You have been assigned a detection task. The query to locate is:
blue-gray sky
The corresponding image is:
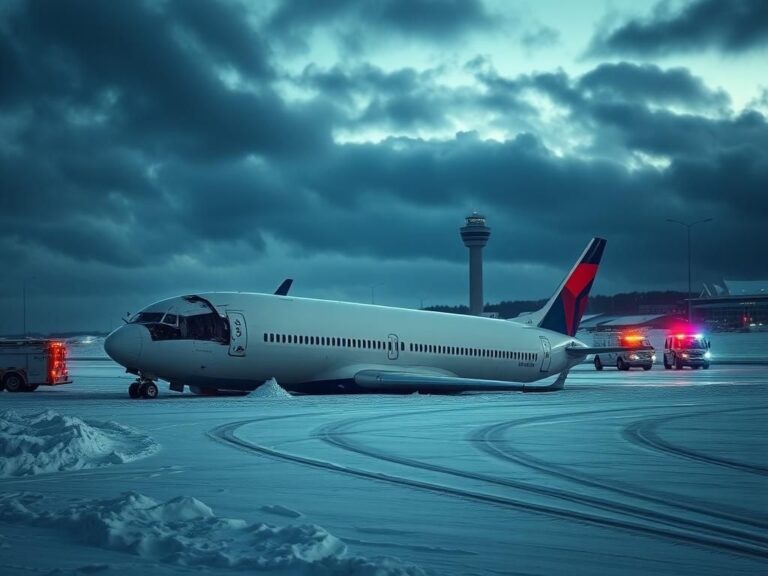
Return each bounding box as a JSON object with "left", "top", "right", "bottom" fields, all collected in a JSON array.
[{"left": 1, "top": 0, "right": 767, "bottom": 333}]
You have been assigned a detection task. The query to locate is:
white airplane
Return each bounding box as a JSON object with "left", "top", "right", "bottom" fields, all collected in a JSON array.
[{"left": 104, "top": 237, "right": 640, "bottom": 398}]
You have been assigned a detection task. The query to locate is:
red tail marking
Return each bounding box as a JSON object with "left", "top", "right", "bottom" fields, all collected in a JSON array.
[{"left": 561, "top": 263, "right": 598, "bottom": 336}]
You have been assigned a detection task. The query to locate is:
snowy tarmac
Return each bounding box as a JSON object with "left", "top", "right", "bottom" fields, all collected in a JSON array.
[{"left": 1, "top": 361, "right": 766, "bottom": 575}]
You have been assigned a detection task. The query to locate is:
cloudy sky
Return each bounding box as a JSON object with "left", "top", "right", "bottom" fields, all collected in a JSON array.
[{"left": 2, "top": 0, "right": 767, "bottom": 334}]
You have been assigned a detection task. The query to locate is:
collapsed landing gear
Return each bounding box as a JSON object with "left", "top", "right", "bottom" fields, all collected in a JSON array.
[{"left": 128, "top": 378, "right": 159, "bottom": 399}]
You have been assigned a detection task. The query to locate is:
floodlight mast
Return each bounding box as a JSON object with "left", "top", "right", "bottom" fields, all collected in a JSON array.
[{"left": 666, "top": 218, "right": 713, "bottom": 323}]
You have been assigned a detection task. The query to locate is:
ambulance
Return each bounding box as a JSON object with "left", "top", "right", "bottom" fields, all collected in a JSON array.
[
  {"left": 592, "top": 331, "right": 656, "bottom": 371},
  {"left": 663, "top": 333, "right": 711, "bottom": 370}
]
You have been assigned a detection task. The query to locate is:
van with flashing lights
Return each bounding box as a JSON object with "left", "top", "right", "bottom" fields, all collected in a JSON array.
[
  {"left": 592, "top": 331, "right": 656, "bottom": 371},
  {"left": 0, "top": 339, "right": 72, "bottom": 392},
  {"left": 663, "top": 333, "right": 711, "bottom": 370}
]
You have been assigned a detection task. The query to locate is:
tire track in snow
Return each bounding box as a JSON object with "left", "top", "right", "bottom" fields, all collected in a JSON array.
[
  {"left": 472, "top": 406, "right": 768, "bottom": 531},
  {"left": 209, "top": 412, "right": 768, "bottom": 561},
  {"left": 319, "top": 410, "right": 768, "bottom": 555},
  {"left": 622, "top": 407, "right": 768, "bottom": 476}
]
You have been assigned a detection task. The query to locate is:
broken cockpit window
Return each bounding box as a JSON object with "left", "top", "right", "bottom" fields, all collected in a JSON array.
[{"left": 129, "top": 296, "right": 230, "bottom": 343}]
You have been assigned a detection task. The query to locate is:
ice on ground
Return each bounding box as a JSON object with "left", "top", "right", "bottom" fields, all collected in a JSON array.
[
  {"left": 251, "top": 378, "right": 293, "bottom": 399},
  {"left": 0, "top": 491, "right": 425, "bottom": 575},
  {"left": 260, "top": 504, "right": 303, "bottom": 518},
  {"left": 0, "top": 410, "right": 159, "bottom": 477}
]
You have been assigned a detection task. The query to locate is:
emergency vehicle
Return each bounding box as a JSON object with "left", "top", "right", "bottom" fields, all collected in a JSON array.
[
  {"left": 663, "top": 333, "right": 711, "bottom": 369},
  {"left": 0, "top": 339, "right": 72, "bottom": 392},
  {"left": 592, "top": 331, "right": 656, "bottom": 371}
]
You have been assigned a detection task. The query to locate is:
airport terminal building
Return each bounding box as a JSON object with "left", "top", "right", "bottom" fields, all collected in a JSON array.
[{"left": 692, "top": 280, "right": 768, "bottom": 331}]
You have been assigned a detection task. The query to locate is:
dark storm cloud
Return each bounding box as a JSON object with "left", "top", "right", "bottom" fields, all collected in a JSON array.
[
  {"left": 0, "top": 0, "right": 333, "bottom": 268},
  {"left": 4, "top": 0, "right": 327, "bottom": 159},
  {"left": 169, "top": 0, "right": 271, "bottom": 78},
  {"left": 299, "top": 64, "right": 473, "bottom": 131},
  {"left": 590, "top": 0, "right": 768, "bottom": 56},
  {"left": 578, "top": 63, "right": 729, "bottom": 110},
  {"left": 269, "top": 0, "right": 493, "bottom": 43}
]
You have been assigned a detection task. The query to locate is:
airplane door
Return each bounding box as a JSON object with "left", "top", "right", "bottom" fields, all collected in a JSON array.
[
  {"left": 539, "top": 336, "right": 551, "bottom": 372},
  {"left": 387, "top": 334, "right": 399, "bottom": 360},
  {"left": 228, "top": 312, "right": 247, "bottom": 356}
]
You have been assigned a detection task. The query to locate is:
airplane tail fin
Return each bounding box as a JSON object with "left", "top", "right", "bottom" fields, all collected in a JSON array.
[{"left": 522, "top": 238, "right": 606, "bottom": 337}]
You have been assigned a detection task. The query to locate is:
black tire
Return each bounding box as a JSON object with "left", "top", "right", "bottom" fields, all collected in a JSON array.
[
  {"left": 617, "top": 358, "right": 628, "bottom": 371},
  {"left": 594, "top": 356, "right": 603, "bottom": 371},
  {"left": 663, "top": 356, "right": 671, "bottom": 369},
  {"left": 642, "top": 365, "right": 652, "bottom": 371},
  {"left": 23, "top": 383, "right": 39, "bottom": 392},
  {"left": 703, "top": 363, "right": 710, "bottom": 370},
  {"left": 141, "top": 382, "right": 158, "bottom": 399},
  {"left": 128, "top": 381, "right": 141, "bottom": 399},
  {"left": 675, "top": 357, "right": 684, "bottom": 370},
  {"left": 4, "top": 373, "right": 26, "bottom": 393}
]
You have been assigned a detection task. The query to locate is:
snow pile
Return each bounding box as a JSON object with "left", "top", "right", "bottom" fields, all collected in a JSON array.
[
  {"left": 251, "top": 378, "right": 293, "bottom": 399},
  {"left": 0, "top": 410, "right": 159, "bottom": 477},
  {"left": 0, "top": 492, "right": 426, "bottom": 575}
]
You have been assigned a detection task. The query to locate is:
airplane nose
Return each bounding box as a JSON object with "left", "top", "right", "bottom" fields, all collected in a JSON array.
[{"left": 104, "top": 324, "right": 144, "bottom": 368}]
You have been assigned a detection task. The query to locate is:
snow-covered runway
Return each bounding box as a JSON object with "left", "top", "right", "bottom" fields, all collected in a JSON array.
[{"left": 1, "top": 361, "right": 766, "bottom": 575}]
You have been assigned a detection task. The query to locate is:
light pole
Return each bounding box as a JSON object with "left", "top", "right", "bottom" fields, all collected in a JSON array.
[
  {"left": 370, "top": 284, "right": 381, "bottom": 305},
  {"left": 22, "top": 279, "right": 26, "bottom": 337},
  {"left": 666, "top": 218, "right": 713, "bottom": 323}
]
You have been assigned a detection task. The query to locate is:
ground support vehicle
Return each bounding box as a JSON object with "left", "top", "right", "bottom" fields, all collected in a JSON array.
[
  {"left": 592, "top": 331, "right": 655, "bottom": 371},
  {"left": 0, "top": 339, "right": 72, "bottom": 392},
  {"left": 663, "top": 334, "right": 711, "bottom": 370}
]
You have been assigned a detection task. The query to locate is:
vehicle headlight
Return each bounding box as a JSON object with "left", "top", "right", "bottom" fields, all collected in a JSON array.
[
  {"left": 681, "top": 353, "right": 689, "bottom": 359},
  {"left": 704, "top": 351, "right": 711, "bottom": 359},
  {"left": 652, "top": 354, "right": 657, "bottom": 362},
  {"left": 629, "top": 354, "right": 638, "bottom": 360}
]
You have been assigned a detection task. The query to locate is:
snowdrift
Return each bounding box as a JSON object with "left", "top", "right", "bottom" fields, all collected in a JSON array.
[
  {"left": 0, "top": 491, "right": 426, "bottom": 575},
  {"left": 251, "top": 378, "right": 293, "bottom": 399},
  {"left": 0, "top": 410, "right": 159, "bottom": 477}
]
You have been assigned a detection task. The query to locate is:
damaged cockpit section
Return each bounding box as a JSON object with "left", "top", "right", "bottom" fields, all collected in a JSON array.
[{"left": 129, "top": 295, "right": 229, "bottom": 344}]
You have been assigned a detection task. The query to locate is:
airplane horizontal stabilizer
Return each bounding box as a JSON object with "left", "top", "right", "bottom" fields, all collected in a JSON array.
[{"left": 565, "top": 345, "right": 654, "bottom": 357}]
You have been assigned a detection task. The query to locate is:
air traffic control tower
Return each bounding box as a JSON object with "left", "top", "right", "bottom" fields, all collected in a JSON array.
[{"left": 460, "top": 213, "right": 491, "bottom": 316}]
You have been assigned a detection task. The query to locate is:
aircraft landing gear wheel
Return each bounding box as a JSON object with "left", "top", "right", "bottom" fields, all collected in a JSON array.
[
  {"left": 140, "top": 381, "right": 158, "bottom": 399},
  {"left": 128, "top": 381, "right": 141, "bottom": 399},
  {"left": 594, "top": 356, "right": 603, "bottom": 371}
]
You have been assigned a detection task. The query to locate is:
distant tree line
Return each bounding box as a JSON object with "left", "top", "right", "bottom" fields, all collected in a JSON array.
[{"left": 425, "top": 291, "right": 687, "bottom": 319}]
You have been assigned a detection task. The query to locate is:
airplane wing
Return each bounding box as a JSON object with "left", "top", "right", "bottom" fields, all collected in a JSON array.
[
  {"left": 354, "top": 369, "right": 567, "bottom": 393},
  {"left": 565, "top": 345, "right": 654, "bottom": 357}
]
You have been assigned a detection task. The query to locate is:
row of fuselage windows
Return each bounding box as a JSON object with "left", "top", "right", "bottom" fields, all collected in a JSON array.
[{"left": 263, "top": 332, "right": 538, "bottom": 362}]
